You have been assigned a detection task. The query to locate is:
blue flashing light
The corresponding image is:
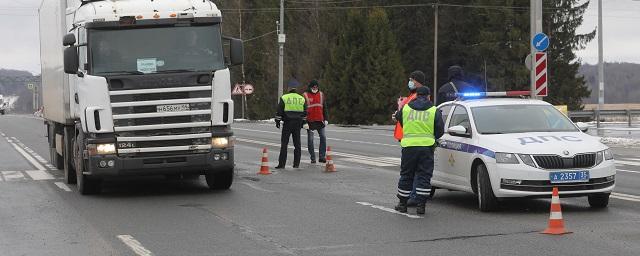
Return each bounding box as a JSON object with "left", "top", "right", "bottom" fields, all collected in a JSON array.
[{"left": 460, "top": 92, "right": 484, "bottom": 98}]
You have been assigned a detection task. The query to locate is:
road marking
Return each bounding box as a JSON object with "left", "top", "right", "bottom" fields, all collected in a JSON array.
[
  {"left": 611, "top": 193, "right": 640, "bottom": 202},
  {"left": 236, "top": 137, "right": 401, "bottom": 167},
  {"left": 54, "top": 182, "right": 72, "bottom": 192},
  {"left": 342, "top": 157, "right": 395, "bottom": 167},
  {"left": 1, "top": 136, "right": 47, "bottom": 171},
  {"left": 617, "top": 169, "right": 640, "bottom": 174},
  {"left": 1, "top": 171, "right": 26, "bottom": 181},
  {"left": 356, "top": 202, "right": 423, "bottom": 219},
  {"left": 117, "top": 235, "right": 154, "bottom": 256},
  {"left": 25, "top": 170, "right": 55, "bottom": 180},
  {"left": 239, "top": 181, "right": 275, "bottom": 193},
  {"left": 234, "top": 127, "right": 399, "bottom": 148},
  {"left": 615, "top": 160, "right": 640, "bottom": 167}
]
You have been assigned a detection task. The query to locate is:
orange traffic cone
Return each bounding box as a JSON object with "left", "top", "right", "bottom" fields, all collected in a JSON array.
[
  {"left": 325, "top": 146, "right": 336, "bottom": 172},
  {"left": 258, "top": 147, "right": 271, "bottom": 175},
  {"left": 541, "top": 187, "right": 571, "bottom": 235}
]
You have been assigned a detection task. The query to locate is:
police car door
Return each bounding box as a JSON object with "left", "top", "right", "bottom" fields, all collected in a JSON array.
[
  {"left": 434, "top": 103, "right": 454, "bottom": 185},
  {"left": 441, "top": 105, "right": 474, "bottom": 190}
]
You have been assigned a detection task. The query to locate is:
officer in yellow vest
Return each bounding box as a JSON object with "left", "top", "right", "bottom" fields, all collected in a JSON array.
[
  {"left": 393, "top": 86, "right": 444, "bottom": 214},
  {"left": 275, "top": 84, "right": 307, "bottom": 169}
]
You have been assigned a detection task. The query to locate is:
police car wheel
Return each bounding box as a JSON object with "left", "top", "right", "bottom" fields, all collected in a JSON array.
[
  {"left": 588, "top": 193, "right": 610, "bottom": 209},
  {"left": 476, "top": 164, "right": 498, "bottom": 212}
]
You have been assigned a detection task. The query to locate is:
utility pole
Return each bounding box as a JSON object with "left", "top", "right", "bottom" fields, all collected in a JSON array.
[
  {"left": 239, "top": 8, "right": 246, "bottom": 119},
  {"left": 530, "top": 0, "right": 542, "bottom": 99},
  {"left": 596, "top": 0, "right": 604, "bottom": 132},
  {"left": 277, "top": 0, "right": 285, "bottom": 101},
  {"left": 433, "top": 2, "right": 438, "bottom": 104}
]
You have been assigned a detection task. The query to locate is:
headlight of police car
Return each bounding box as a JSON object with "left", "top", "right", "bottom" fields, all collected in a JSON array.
[
  {"left": 211, "top": 137, "right": 231, "bottom": 149},
  {"left": 518, "top": 154, "right": 536, "bottom": 168},
  {"left": 495, "top": 152, "right": 519, "bottom": 164},
  {"left": 604, "top": 149, "right": 614, "bottom": 160}
]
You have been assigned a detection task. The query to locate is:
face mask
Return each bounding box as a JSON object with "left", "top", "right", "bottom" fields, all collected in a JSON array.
[
  {"left": 407, "top": 80, "right": 416, "bottom": 90},
  {"left": 311, "top": 88, "right": 319, "bottom": 93}
]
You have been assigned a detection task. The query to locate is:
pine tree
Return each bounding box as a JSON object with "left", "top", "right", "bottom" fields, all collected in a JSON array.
[
  {"left": 323, "top": 9, "right": 405, "bottom": 125},
  {"left": 543, "top": 0, "right": 595, "bottom": 110}
]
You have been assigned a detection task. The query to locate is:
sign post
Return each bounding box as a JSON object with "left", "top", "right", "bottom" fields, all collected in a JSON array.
[
  {"left": 534, "top": 52, "right": 548, "bottom": 97},
  {"left": 530, "top": 0, "right": 543, "bottom": 99}
]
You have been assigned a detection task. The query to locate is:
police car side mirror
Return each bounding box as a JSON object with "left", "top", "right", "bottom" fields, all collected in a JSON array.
[
  {"left": 575, "top": 122, "right": 589, "bottom": 133},
  {"left": 448, "top": 125, "right": 468, "bottom": 136}
]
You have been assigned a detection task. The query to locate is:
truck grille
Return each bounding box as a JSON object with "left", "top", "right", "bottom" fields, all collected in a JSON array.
[
  {"left": 533, "top": 153, "right": 596, "bottom": 169},
  {"left": 109, "top": 84, "right": 212, "bottom": 156}
]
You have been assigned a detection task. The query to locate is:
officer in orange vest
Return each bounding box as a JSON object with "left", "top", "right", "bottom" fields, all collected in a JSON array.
[
  {"left": 393, "top": 71, "right": 426, "bottom": 141},
  {"left": 302, "top": 80, "right": 329, "bottom": 164}
]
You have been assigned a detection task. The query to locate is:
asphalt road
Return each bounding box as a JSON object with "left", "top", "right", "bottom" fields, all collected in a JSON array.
[{"left": 1, "top": 115, "right": 639, "bottom": 256}]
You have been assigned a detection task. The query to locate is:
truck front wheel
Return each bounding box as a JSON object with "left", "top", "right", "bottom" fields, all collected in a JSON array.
[
  {"left": 205, "top": 168, "right": 233, "bottom": 190},
  {"left": 73, "top": 131, "right": 102, "bottom": 195}
]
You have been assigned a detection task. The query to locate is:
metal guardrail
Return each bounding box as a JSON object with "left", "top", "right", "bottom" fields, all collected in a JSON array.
[{"left": 568, "top": 109, "right": 640, "bottom": 127}]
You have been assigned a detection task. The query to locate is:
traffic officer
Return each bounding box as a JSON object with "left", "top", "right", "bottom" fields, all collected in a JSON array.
[
  {"left": 275, "top": 83, "right": 307, "bottom": 169},
  {"left": 394, "top": 86, "right": 444, "bottom": 214},
  {"left": 437, "top": 65, "right": 475, "bottom": 105}
]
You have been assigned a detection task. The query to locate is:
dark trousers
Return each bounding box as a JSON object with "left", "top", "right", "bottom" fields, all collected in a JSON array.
[
  {"left": 278, "top": 119, "right": 302, "bottom": 167},
  {"left": 397, "top": 146, "right": 435, "bottom": 204}
]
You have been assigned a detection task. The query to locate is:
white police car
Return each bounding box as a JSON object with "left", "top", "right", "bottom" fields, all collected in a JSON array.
[{"left": 431, "top": 93, "right": 616, "bottom": 211}]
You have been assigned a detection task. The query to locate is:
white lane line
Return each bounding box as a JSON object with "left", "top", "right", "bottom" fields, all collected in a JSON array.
[
  {"left": 617, "top": 169, "right": 640, "bottom": 174},
  {"left": 611, "top": 194, "right": 640, "bottom": 203},
  {"left": 342, "top": 157, "right": 395, "bottom": 167},
  {"left": 236, "top": 137, "right": 401, "bottom": 166},
  {"left": 356, "top": 202, "right": 423, "bottom": 219},
  {"left": 234, "top": 127, "right": 400, "bottom": 148},
  {"left": 3, "top": 137, "right": 46, "bottom": 171},
  {"left": 117, "top": 235, "right": 154, "bottom": 256},
  {"left": 239, "top": 182, "right": 275, "bottom": 193},
  {"left": 25, "top": 170, "right": 55, "bottom": 180},
  {"left": 2, "top": 171, "right": 26, "bottom": 181},
  {"left": 54, "top": 182, "right": 72, "bottom": 192},
  {"left": 615, "top": 160, "right": 640, "bottom": 167},
  {"left": 612, "top": 192, "right": 640, "bottom": 200}
]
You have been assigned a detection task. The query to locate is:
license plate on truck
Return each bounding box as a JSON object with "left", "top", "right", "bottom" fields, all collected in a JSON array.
[
  {"left": 549, "top": 171, "right": 589, "bottom": 183},
  {"left": 157, "top": 104, "right": 190, "bottom": 112}
]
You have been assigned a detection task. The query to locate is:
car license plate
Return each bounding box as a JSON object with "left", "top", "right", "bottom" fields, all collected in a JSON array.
[
  {"left": 549, "top": 171, "right": 589, "bottom": 183},
  {"left": 156, "top": 104, "right": 190, "bottom": 113}
]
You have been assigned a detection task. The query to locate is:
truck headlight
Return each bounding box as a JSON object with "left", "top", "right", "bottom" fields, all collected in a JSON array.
[
  {"left": 212, "top": 137, "right": 231, "bottom": 149},
  {"left": 88, "top": 143, "right": 116, "bottom": 155},
  {"left": 495, "top": 153, "right": 519, "bottom": 164}
]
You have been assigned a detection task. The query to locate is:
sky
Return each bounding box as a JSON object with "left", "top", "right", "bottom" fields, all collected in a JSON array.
[{"left": 0, "top": 0, "right": 639, "bottom": 75}]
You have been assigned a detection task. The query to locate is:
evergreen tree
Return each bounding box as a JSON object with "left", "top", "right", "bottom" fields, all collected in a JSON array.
[
  {"left": 323, "top": 9, "right": 405, "bottom": 125},
  {"left": 543, "top": 0, "right": 595, "bottom": 110}
]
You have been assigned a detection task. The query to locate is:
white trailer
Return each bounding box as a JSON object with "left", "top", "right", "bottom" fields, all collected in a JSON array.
[{"left": 39, "top": 0, "right": 243, "bottom": 194}]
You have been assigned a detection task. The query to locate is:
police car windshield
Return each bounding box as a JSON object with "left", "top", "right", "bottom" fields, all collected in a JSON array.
[{"left": 471, "top": 105, "right": 578, "bottom": 134}]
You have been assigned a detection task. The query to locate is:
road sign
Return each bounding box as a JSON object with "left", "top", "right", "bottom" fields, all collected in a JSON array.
[
  {"left": 232, "top": 84, "right": 243, "bottom": 95},
  {"left": 243, "top": 84, "right": 254, "bottom": 95},
  {"left": 535, "top": 52, "right": 548, "bottom": 97},
  {"left": 27, "top": 83, "right": 34, "bottom": 90},
  {"left": 532, "top": 32, "right": 549, "bottom": 52}
]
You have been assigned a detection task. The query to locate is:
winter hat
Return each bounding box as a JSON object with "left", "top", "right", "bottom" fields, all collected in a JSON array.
[
  {"left": 410, "top": 70, "right": 426, "bottom": 85},
  {"left": 308, "top": 80, "right": 319, "bottom": 88}
]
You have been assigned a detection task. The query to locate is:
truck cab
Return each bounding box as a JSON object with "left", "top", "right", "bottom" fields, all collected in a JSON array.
[{"left": 40, "top": 0, "right": 243, "bottom": 194}]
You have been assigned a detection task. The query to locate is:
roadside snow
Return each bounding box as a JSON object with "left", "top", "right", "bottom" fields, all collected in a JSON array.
[{"left": 600, "top": 137, "right": 640, "bottom": 147}]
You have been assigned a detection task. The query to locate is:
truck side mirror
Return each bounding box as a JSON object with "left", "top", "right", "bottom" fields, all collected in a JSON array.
[
  {"left": 63, "top": 33, "right": 76, "bottom": 46},
  {"left": 64, "top": 46, "right": 79, "bottom": 74},
  {"left": 229, "top": 37, "right": 244, "bottom": 66}
]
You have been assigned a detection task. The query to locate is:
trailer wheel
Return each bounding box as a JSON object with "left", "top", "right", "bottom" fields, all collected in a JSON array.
[{"left": 205, "top": 168, "right": 233, "bottom": 190}]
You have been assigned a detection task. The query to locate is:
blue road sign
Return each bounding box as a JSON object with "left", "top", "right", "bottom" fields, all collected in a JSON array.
[{"left": 532, "top": 33, "right": 549, "bottom": 52}]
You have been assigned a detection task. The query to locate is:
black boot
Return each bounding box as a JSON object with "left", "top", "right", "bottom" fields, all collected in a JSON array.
[
  {"left": 395, "top": 198, "right": 408, "bottom": 213},
  {"left": 416, "top": 203, "right": 426, "bottom": 215}
]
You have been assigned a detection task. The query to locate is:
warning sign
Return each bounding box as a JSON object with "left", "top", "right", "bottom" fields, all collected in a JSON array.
[
  {"left": 232, "top": 84, "right": 244, "bottom": 95},
  {"left": 232, "top": 83, "right": 254, "bottom": 95}
]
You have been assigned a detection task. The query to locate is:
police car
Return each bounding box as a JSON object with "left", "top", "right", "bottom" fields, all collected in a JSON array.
[{"left": 431, "top": 92, "right": 616, "bottom": 211}]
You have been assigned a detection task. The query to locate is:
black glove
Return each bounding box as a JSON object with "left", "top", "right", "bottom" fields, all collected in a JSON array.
[{"left": 276, "top": 121, "right": 281, "bottom": 129}]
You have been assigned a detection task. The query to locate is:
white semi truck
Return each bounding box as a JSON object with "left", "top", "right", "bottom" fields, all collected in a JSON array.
[{"left": 39, "top": 0, "right": 243, "bottom": 194}]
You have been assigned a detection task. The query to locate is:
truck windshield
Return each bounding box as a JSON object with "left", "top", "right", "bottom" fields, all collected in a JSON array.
[
  {"left": 89, "top": 24, "right": 225, "bottom": 75},
  {"left": 471, "top": 105, "right": 578, "bottom": 134}
]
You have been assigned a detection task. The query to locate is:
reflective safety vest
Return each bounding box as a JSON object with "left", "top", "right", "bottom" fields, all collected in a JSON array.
[
  {"left": 282, "top": 93, "right": 305, "bottom": 112},
  {"left": 401, "top": 104, "right": 436, "bottom": 147},
  {"left": 303, "top": 91, "right": 324, "bottom": 122}
]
